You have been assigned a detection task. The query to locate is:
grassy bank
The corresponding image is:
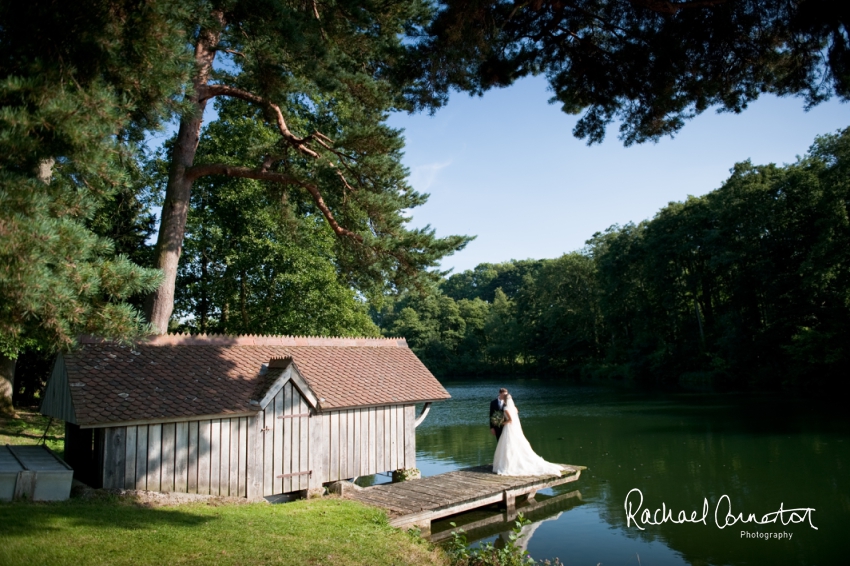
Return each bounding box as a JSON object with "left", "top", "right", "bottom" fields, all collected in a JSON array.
[
  {"left": 0, "top": 407, "right": 64, "bottom": 457},
  {"left": 0, "top": 495, "right": 448, "bottom": 566}
]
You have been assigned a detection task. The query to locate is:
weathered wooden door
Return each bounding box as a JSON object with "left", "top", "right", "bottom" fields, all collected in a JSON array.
[{"left": 261, "top": 381, "right": 311, "bottom": 495}]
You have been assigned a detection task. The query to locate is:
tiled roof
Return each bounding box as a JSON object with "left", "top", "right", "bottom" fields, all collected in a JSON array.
[
  {"left": 250, "top": 357, "right": 292, "bottom": 402},
  {"left": 62, "top": 334, "right": 450, "bottom": 427}
]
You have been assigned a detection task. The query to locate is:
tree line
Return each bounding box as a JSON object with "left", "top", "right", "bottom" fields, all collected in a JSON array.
[{"left": 378, "top": 129, "right": 850, "bottom": 389}]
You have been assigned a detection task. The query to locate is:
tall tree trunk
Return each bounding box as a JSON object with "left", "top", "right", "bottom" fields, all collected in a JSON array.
[
  {"left": 0, "top": 354, "right": 16, "bottom": 414},
  {"left": 145, "top": 15, "right": 223, "bottom": 334}
]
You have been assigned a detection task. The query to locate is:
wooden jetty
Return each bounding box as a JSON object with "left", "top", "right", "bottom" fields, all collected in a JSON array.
[
  {"left": 347, "top": 464, "right": 585, "bottom": 536},
  {"left": 429, "top": 488, "right": 582, "bottom": 543}
]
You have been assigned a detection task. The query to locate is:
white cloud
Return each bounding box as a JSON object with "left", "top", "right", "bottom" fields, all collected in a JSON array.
[{"left": 409, "top": 160, "right": 452, "bottom": 191}]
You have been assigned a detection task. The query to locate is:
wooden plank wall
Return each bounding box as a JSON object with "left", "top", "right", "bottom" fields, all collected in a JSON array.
[
  {"left": 102, "top": 416, "right": 251, "bottom": 496},
  {"left": 319, "top": 404, "right": 415, "bottom": 483},
  {"left": 99, "top": 402, "right": 417, "bottom": 496}
]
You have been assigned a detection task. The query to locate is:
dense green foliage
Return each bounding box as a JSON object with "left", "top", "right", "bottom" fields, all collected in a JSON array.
[
  {"left": 415, "top": 0, "right": 850, "bottom": 145},
  {"left": 379, "top": 129, "right": 850, "bottom": 390},
  {"left": 377, "top": 263, "right": 540, "bottom": 376},
  {"left": 0, "top": 1, "right": 189, "bottom": 357},
  {"left": 171, "top": 101, "right": 379, "bottom": 337}
]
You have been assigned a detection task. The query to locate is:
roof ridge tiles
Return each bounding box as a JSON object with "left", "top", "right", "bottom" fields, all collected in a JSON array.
[{"left": 77, "top": 333, "right": 409, "bottom": 348}]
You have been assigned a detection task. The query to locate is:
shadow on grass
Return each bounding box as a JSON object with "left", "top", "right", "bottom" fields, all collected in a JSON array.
[
  {"left": 0, "top": 497, "right": 212, "bottom": 537},
  {"left": 0, "top": 408, "right": 63, "bottom": 443}
]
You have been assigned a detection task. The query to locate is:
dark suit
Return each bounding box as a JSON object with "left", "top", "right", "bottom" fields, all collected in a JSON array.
[{"left": 490, "top": 398, "right": 505, "bottom": 440}]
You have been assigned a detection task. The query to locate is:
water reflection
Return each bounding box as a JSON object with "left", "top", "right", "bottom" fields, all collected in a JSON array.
[
  {"left": 429, "top": 487, "right": 583, "bottom": 543},
  {"left": 414, "top": 380, "right": 849, "bottom": 565}
]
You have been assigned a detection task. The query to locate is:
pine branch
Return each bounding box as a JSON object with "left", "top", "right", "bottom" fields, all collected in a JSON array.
[
  {"left": 198, "top": 84, "right": 358, "bottom": 193},
  {"left": 184, "top": 163, "right": 364, "bottom": 242}
]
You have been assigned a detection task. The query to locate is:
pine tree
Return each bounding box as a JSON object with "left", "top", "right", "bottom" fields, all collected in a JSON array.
[
  {"left": 144, "top": 2, "right": 472, "bottom": 333},
  {"left": 0, "top": 1, "right": 190, "bottom": 409},
  {"left": 171, "top": 101, "right": 381, "bottom": 337},
  {"left": 413, "top": 0, "right": 850, "bottom": 144}
]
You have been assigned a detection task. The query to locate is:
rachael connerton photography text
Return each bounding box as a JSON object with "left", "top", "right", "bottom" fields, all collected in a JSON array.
[{"left": 624, "top": 488, "right": 818, "bottom": 531}]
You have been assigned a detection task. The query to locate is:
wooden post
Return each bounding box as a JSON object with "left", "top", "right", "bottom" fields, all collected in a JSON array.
[
  {"left": 389, "top": 406, "right": 397, "bottom": 471},
  {"left": 263, "top": 405, "right": 274, "bottom": 496},
  {"left": 209, "top": 420, "right": 221, "bottom": 495},
  {"left": 368, "top": 407, "right": 376, "bottom": 475},
  {"left": 282, "top": 386, "right": 292, "bottom": 493},
  {"left": 359, "top": 408, "right": 368, "bottom": 476},
  {"left": 219, "top": 419, "right": 230, "bottom": 496},
  {"left": 146, "top": 424, "right": 162, "bottom": 492},
  {"left": 188, "top": 421, "right": 199, "bottom": 494},
  {"left": 321, "top": 413, "right": 331, "bottom": 483},
  {"left": 504, "top": 490, "right": 516, "bottom": 520},
  {"left": 234, "top": 417, "right": 243, "bottom": 497},
  {"left": 353, "top": 408, "right": 361, "bottom": 478},
  {"left": 161, "top": 423, "right": 176, "bottom": 492},
  {"left": 307, "top": 409, "right": 324, "bottom": 497},
  {"left": 375, "top": 407, "right": 384, "bottom": 474},
  {"left": 332, "top": 411, "right": 342, "bottom": 480},
  {"left": 291, "top": 396, "right": 302, "bottom": 491},
  {"left": 246, "top": 414, "right": 263, "bottom": 499},
  {"left": 124, "top": 426, "right": 137, "bottom": 490},
  {"left": 403, "top": 405, "right": 415, "bottom": 470},
  {"left": 229, "top": 418, "right": 239, "bottom": 496},
  {"left": 175, "top": 422, "right": 189, "bottom": 492},
  {"left": 299, "top": 399, "right": 308, "bottom": 489},
  {"left": 135, "top": 425, "right": 148, "bottom": 490},
  {"left": 198, "top": 420, "right": 211, "bottom": 495},
  {"left": 273, "top": 393, "right": 283, "bottom": 494}
]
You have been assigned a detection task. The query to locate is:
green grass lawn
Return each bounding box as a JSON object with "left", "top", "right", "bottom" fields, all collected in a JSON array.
[
  {"left": 0, "top": 409, "right": 447, "bottom": 566},
  {"left": 0, "top": 407, "right": 64, "bottom": 458},
  {"left": 0, "top": 496, "right": 448, "bottom": 566}
]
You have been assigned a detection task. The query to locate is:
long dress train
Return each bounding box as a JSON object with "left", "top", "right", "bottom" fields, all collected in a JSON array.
[{"left": 492, "top": 398, "right": 563, "bottom": 476}]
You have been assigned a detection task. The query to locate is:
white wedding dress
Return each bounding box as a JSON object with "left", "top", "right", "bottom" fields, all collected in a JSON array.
[{"left": 493, "top": 398, "right": 563, "bottom": 477}]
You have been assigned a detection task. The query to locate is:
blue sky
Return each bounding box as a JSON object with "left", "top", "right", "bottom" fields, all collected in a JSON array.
[
  {"left": 147, "top": 74, "right": 850, "bottom": 276},
  {"left": 388, "top": 76, "right": 850, "bottom": 274}
]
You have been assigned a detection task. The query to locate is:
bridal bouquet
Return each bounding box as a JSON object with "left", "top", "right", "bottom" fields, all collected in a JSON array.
[{"left": 490, "top": 410, "right": 506, "bottom": 427}]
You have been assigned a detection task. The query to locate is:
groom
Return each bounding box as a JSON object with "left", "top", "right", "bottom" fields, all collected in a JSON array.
[{"left": 489, "top": 388, "right": 509, "bottom": 440}]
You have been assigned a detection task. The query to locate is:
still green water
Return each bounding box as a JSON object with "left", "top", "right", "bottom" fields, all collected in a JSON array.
[{"left": 409, "top": 380, "right": 848, "bottom": 565}]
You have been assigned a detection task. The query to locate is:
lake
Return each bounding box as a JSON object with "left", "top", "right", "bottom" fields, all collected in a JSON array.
[{"left": 383, "top": 380, "right": 848, "bottom": 565}]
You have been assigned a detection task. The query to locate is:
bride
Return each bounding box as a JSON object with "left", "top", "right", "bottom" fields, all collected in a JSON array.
[{"left": 493, "top": 394, "right": 563, "bottom": 476}]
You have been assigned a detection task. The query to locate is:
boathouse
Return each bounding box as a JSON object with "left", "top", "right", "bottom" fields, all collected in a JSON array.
[{"left": 40, "top": 334, "right": 449, "bottom": 498}]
